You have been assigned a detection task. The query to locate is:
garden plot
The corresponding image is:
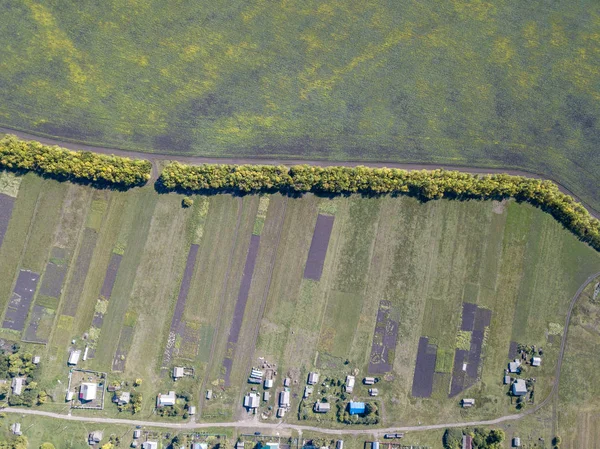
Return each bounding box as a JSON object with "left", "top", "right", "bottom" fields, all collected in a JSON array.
[
  {"left": 2, "top": 270, "right": 40, "bottom": 331},
  {"left": 0, "top": 194, "right": 15, "bottom": 249},
  {"left": 449, "top": 303, "right": 492, "bottom": 397},
  {"left": 162, "top": 244, "right": 200, "bottom": 369},
  {"left": 303, "top": 214, "right": 334, "bottom": 281},
  {"left": 112, "top": 324, "right": 134, "bottom": 372},
  {"left": 22, "top": 305, "right": 54, "bottom": 344},
  {"left": 61, "top": 228, "right": 98, "bottom": 316},
  {"left": 368, "top": 300, "right": 399, "bottom": 374},
  {"left": 411, "top": 337, "right": 438, "bottom": 398},
  {"left": 222, "top": 234, "right": 261, "bottom": 386}
]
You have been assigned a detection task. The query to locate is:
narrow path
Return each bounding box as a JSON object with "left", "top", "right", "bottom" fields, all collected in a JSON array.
[
  {"left": 4, "top": 272, "right": 599, "bottom": 435},
  {"left": 1, "top": 126, "right": 597, "bottom": 220}
]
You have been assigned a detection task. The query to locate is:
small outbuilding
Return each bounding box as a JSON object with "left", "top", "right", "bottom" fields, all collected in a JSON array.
[
  {"left": 283, "top": 377, "right": 291, "bottom": 387},
  {"left": 532, "top": 357, "right": 541, "bottom": 367},
  {"left": 10, "top": 423, "right": 21, "bottom": 436},
  {"left": 133, "top": 430, "right": 141, "bottom": 439},
  {"left": 508, "top": 359, "right": 521, "bottom": 373},
  {"left": 114, "top": 391, "right": 130, "bottom": 405},
  {"left": 264, "top": 378, "right": 274, "bottom": 389},
  {"left": 188, "top": 405, "right": 196, "bottom": 415},
  {"left": 173, "top": 366, "right": 184, "bottom": 380},
  {"left": 263, "top": 391, "right": 270, "bottom": 401},
  {"left": 279, "top": 390, "right": 290, "bottom": 408},
  {"left": 206, "top": 390, "right": 212, "bottom": 400},
  {"left": 142, "top": 442, "right": 158, "bottom": 449},
  {"left": 89, "top": 431, "right": 103, "bottom": 445},
  {"left": 512, "top": 437, "right": 521, "bottom": 447},
  {"left": 303, "top": 385, "right": 313, "bottom": 399},
  {"left": 504, "top": 375, "right": 511, "bottom": 385},
  {"left": 336, "top": 441, "right": 344, "bottom": 449},
  {"left": 307, "top": 372, "right": 319, "bottom": 385},
  {"left": 363, "top": 377, "right": 375, "bottom": 385},
  {"left": 345, "top": 375, "right": 355, "bottom": 393},
  {"left": 368, "top": 388, "right": 378, "bottom": 396},
  {"left": 276, "top": 407, "right": 286, "bottom": 418},
  {"left": 68, "top": 350, "right": 81, "bottom": 366},
  {"left": 461, "top": 398, "right": 475, "bottom": 407},
  {"left": 32, "top": 356, "right": 40, "bottom": 364}
]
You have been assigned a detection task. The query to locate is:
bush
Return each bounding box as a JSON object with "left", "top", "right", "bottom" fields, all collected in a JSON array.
[
  {"left": 182, "top": 197, "right": 194, "bottom": 208},
  {"left": 157, "top": 163, "right": 600, "bottom": 252},
  {"left": 0, "top": 135, "right": 151, "bottom": 188}
]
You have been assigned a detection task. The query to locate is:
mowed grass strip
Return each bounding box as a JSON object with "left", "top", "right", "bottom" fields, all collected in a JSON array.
[{"left": 318, "top": 290, "right": 363, "bottom": 358}]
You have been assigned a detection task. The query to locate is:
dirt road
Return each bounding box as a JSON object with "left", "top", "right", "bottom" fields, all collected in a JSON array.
[
  {"left": 1, "top": 126, "right": 597, "bottom": 219},
  {"left": 4, "top": 272, "right": 598, "bottom": 435}
]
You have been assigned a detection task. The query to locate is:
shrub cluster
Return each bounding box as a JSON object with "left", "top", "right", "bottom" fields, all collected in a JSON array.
[
  {"left": 0, "top": 135, "right": 151, "bottom": 188},
  {"left": 159, "top": 162, "right": 600, "bottom": 251}
]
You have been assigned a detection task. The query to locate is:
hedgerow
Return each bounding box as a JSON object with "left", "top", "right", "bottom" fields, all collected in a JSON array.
[
  {"left": 0, "top": 135, "right": 151, "bottom": 188},
  {"left": 159, "top": 162, "right": 600, "bottom": 251}
]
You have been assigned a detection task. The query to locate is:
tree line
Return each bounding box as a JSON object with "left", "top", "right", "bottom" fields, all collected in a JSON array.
[
  {"left": 0, "top": 135, "right": 151, "bottom": 188},
  {"left": 158, "top": 162, "right": 600, "bottom": 251}
]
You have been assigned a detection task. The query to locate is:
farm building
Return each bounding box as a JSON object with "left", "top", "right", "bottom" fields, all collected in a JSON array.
[
  {"left": 345, "top": 375, "right": 355, "bottom": 393},
  {"left": 314, "top": 402, "right": 331, "bottom": 413},
  {"left": 173, "top": 366, "right": 184, "bottom": 379},
  {"left": 157, "top": 390, "right": 176, "bottom": 407},
  {"left": 283, "top": 377, "right": 291, "bottom": 387},
  {"left": 89, "top": 431, "right": 103, "bottom": 445},
  {"left": 263, "top": 391, "right": 270, "bottom": 401},
  {"left": 368, "top": 388, "right": 378, "bottom": 396},
  {"left": 303, "top": 385, "right": 313, "bottom": 398},
  {"left": 349, "top": 401, "right": 366, "bottom": 415},
  {"left": 10, "top": 423, "right": 21, "bottom": 436},
  {"left": 188, "top": 405, "right": 196, "bottom": 415},
  {"left": 504, "top": 375, "right": 511, "bottom": 385},
  {"left": 11, "top": 377, "right": 24, "bottom": 395},
  {"left": 462, "top": 435, "right": 473, "bottom": 449},
  {"left": 80, "top": 382, "right": 98, "bottom": 401},
  {"left": 276, "top": 407, "right": 286, "bottom": 418},
  {"left": 336, "top": 441, "right": 343, "bottom": 449},
  {"left": 113, "top": 391, "right": 130, "bottom": 405},
  {"left": 512, "top": 379, "right": 527, "bottom": 396},
  {"left": 250, "top": 369, "right": 263, "bottom": 379},
  {"left": 66, "top": 390, "right": 74, "bottom": 401},
  {"left": 508, "top": 360, "right": 521, "bottom": 373},
  {"left": 279, "top": 390, "right": 290, "bottom": 407},
  {"left": 461, "top": 398, "right": 475, "bottom": 407},
  {"left": 512, "top": 437, "right": 521, "bottom": 447},
  {"left": 244, "top": 392, "right": 259, "bottom": 409},
  {"left": 307, "top": 372, "right": 319, "bottom": 385},
  {"left": 363, "top": 377, "right": 375, "bottom": 385},
  {"left": 68, "top": 350, "right": 81, "bottom": 365},
  {"left": 133, "top": 430, "right": 141, "bottom": 439},
  {"left": 206, "top": 390, "right": 212, "bottom": 400},
  {"left": 142, "top": 442, "right": 158, "bottom": 449},
  {"left": 264, "top": 378, "right": 274, "bottom": 389},
  {"left": 532, "top": 357, "right": 542, "bottom": 367}
]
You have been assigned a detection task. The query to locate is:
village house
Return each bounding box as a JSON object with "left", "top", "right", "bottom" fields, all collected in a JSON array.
[
  {"left": 314, "top": 401, "right": 331, "bottom": 413},
  {"left": 68, "top": 350, "right": 81, "bottom": 366},
  {"left": 80, "top": 382, "right": 97, "bottom": 402},
  {"left": 88, "top": 431, "right": 103, "bottom": 445},
  {"left": 11, "top": 377, "right": 24, "bottom": 396},
  {"left": 345, "top": 375, "right": 355, "bottom": 393},
  {"left": 113, "top": 391, "right": 130, "bottom": 406},
  {"left": 10, "top": 423, "right": 21, "bottom": 436},
  {"left": 173, "top": 366, "right": 184, "bottom": 380},
  {"left": 349, "top": 401, "right": 366, "bottom": 415},
  {"left": 512, "top": 379, "right": 527, "bottom": 396},
  {"left": 531, "top": 357, "right": 541, "bottom": 367},
  {"left": 156, "top": 390, "right": 176, "bottom": 407},
  {"left": 307, "top": 372, "right": 319, "bottom": 385},
  {"left": 508, "top": 359, "right": 521, "bottom": 373},
  {"left": 279, "top": 390, "right": 290, "bottom": 408},
  {"left": 276, "top": 407, "right": 286, "bottom": 418},
  {"left": 243, "top": 392, "right": 259, "bottom": 409}
]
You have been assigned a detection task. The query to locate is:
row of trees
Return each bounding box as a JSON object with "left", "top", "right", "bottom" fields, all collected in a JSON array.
[
  {"left": 159, "top": 162, "right": 600, "bottom": 251},
  {"left": 0, "top": 135, "right": 151, "bottom": 188}
]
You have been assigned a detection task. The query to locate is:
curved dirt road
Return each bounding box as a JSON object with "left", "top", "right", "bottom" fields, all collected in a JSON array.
[
  {"left": 1, "top": 126, "right": 598, "bottom": 219},
  {"left": 4, "top": 272, "right": 599, "bottom": 435}
]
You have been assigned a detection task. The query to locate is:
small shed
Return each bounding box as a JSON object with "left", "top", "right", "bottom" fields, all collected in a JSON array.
[
  {"left": 263, "top": 391, "right": 270, "bottom": 401},
  {"left": 66, "top": 390, "right": 74, "bottom": 401},
  {"left": 461, "top": 398, "right": 475, "bottom": 407},
  {"left": 345, "top": 375, "right": 355, "bottom": 393},
  {"left": 303, "top": 385, "right": 313, "bottom": 399},
  {"left": 236, "top": 442, "right": 244, "bottom": 449},
  {"left": 508, "top": 360, "right": 521, "bottom": 373},
  {"left": 68, "top": 350, "right": 81, "bottom": 366},
  {"left": 89, "top": 431, "right": 103, "bottom": 445},
  {"left": 206, "top": 390, "right": 212, "bottom": 400},
  {"left": 264, "top": 378, "right": 274, "bottom": 389},
  {"left": 32, "top": 356, "right": 40, "bottom": 364},
  {"left": 504, "top": 375, "right": 511, "bottom": 385},
  {"left": 307, "top": 372, "right": 320, "bottom": 385},
  {"left": 188, "top": 405, "right": 196, "bottom": 415},
  {"left": 133, "top": 430, "right": 141, "bottom": 439},
  {"left": 336, "top": 441, "right": 344, "bottom": 449},
  {"left": 114, "top": 391, "right": 130, "bottom": 405},
  {"left": 279, "top": 390, "right": 290, "bottom": 407},
  {"left": 142, "top": 442, "right": 158, "bottom": 449},
  {"left": 349, "top": 401, "right": 366, "bottom": 415},
  {"left": 276, "top": 407, "right": 286, "bottom": 418},
  {"left": 173, "top": 366, "right": 185, "bottom": 379},
  {"left": 10, "top": 423, "right": 21, "bottom": 436},
  {"left": 363, "top": 377, "right": 375, "bottom": 385},
  {"left": 368, "top": 388, "right": 379, "bottom": 396},
  {"left": 283, "top": 377, "right": 291, "bottom": 387},
  {"left": 512, "top": 437, "right": 521, "bottom": 447},
  {"left": 532, "top": 357, "right": 541, "bottom": 367}
]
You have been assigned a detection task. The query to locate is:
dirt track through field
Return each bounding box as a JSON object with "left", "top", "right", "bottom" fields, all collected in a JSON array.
[{"left": 1, "top": 126, "right": 597, "bottom": 219}]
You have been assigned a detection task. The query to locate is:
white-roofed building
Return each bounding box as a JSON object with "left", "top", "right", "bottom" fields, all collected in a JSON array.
[
  {"left": 68, "top": 350, "right": 81, "bottom": 365},
  {"left": 461, "top": 398, "right": 475, "bottom": 407},
  {"left": 508, "top": 359, "right": 521, "bottom": 373},
  {"left": 531, "top": 357, "right": 541, "bottom": 367},
  {"left": 10, "top": 423, "right": 21, "bottom": 436},
  {"left": 307, "top": 372, "right": 319, "bottom": 385},
  {"left": 244, "top": 392, "right": 259, "bottom": 409},
  {"left": 142, "top": 442, "right": 158, "bottom": 449},
  {"left": 279, "top": 390, "right": 290, "bottom": 408},
  {"left": 264, "top": 378, "right": 274, "bottom": 389},
  {"left": 345, "top": 375, "right": 355, "bottom": 393},
  {"left": 314, "top": 402, "right": 331, "bottom": 413},
  {"left": 80, "top": 382, "right": 97, "bottom": 401},
  {"left": 512, "top": 379, "right": 527, "bottom": 396},
  {"left": 11, "top": 377, "right": 24, "bottom": 396},
  {"left": 157, "top": 390, "right": 176, "bottom": 407},
  {"left": 173, "top": 366, "right": 184, "bottom": 379}
]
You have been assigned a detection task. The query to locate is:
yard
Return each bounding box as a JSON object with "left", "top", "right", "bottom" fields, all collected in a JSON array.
[{"left": 0, "top": 172, "right": 598, "bottom": 431}]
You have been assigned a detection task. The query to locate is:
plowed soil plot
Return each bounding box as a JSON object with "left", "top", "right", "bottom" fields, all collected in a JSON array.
[
  {"left": 91, "top": 253, "right": 122, "bottom": 330},
  {"left": 112, "top": 325, "right": 134, "bottom": 372},
  {"left": 39, "top": 248, "right": 69, "bottom": 299},
  {"left": 303, "top": 214, "right": 334, "bottom": 281},
  {"left": 448, "top": 304, "right": 492, "bottom": 397},
  {"left": 460, "top": 302, "right": 477, "bottom": 331},
  {"left": 223, "top": 235, "right": 260, "bottom": 386},
  {"left": 62, "top": 228, "right": 97, "bottom": 316},
  {"left": 2, "top": 270, "right": 40, "bottom": 331},
  {"left": 162, "top": 244, "right": 199, "bottom": 368},
  {"left": 411, "top": 337, "right": 438, "bottom": 398},
  {"left": 0, "top": 194, "right": 14, "bottom": 249},
  {"left": 368, "top": 300, "right": 399, "bottom": 374},
  {"left": 508, "top": 341, "right": 519, "bottom": 359},
  {"left": 22, "top": 305, "right": 54, "bottom": 343}
]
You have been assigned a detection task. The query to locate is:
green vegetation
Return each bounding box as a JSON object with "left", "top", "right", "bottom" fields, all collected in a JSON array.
[
  {"left": 443, "top": 428, "right": 505, "bottom": 449},
  {"left": 0, "top": 135, "right": 151, "bottom": 187},
  {"left": 1, "top": 1, "right": 599, "bottom": 211},
  {"left": 159, "top": 163, "right": 600, "bottom": 251}
]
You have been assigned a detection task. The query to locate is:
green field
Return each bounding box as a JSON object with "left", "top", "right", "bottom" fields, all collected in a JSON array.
[
  {"left": 1, "top": 1, "right": 600, "bottom": 211},
  {"left": 0, "top": 172, "right": 597, "bottom": 434}
]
